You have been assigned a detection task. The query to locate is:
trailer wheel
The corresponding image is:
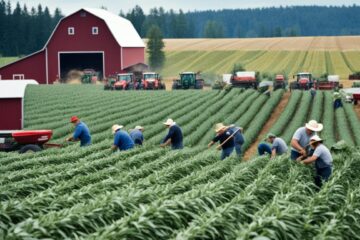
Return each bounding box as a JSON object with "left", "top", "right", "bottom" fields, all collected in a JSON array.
[{"left": 19, "top": 144, "right": 42, "bottom": 154}]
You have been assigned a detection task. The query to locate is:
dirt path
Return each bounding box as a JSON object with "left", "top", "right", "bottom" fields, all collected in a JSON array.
[
  {"left": 243, "top": 91, "right": 291, "bottom": 160},
  {"left": 354, "top": 104, "right": 360, "bottom": 120}
]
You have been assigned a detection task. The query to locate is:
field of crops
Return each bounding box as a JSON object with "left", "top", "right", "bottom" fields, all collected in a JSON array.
[{"left": 1, "top": 85, "right": 360, "bottom": 239}]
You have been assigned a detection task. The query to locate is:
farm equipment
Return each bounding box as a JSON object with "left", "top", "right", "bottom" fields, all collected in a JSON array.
[
  {"left": 104, "top": 73, "right": 136, "bottom": 90},
  {"left": 81, "top": 69, "right": 100, "bottom": 84},
  {"left": 349, "top": 72, "right": 360, "bottom": 80},
  {"left": 314, "top": 75, "right": 342, "bottom": 90},
  {"left": 0, "top": 130, "right": 61, "bottom": 153},
  {"left": 172, "top": 72, "right": 204, "bottom": 90},
  {"left": 273, "top": 74, "right": 287, "bottom": 90},
  {"left": 141, "top": 72, "right": 165, "bottom": 90},
  {"left": 290, "top": 72, "right": 314, "bottom": 90},
  {"left": 231, "top": 71, "right": 259, "bottom": 89}
]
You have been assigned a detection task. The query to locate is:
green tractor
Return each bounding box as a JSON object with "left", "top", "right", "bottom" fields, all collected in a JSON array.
[
  {"left": 172, "top": 72, "right": 204, "bottom": 90},
  {"left": 81, "top": 69, "right": 100, "bottom": 84}
]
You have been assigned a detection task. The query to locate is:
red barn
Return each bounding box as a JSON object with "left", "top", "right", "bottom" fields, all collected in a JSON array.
[
  {"left": 0, "top": 80, "right": 38, "bottom": 132},
  {"left": 0, "top": 8, "right": 145, "bottom": 84}
]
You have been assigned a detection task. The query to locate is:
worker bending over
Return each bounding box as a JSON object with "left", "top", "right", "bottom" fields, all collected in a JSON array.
[
  {"left": 66, "top": 116, "right": 91, "bottom": 147},
  {"left": 160, "top": 119, "right": 183, "bottom": 150},
  {"left": 297, "top": 135, "right": 332, "bottom": 188},
  {"left": 208, "top": 123, "right": 235, "bottom": 160},
  {"left": 290, "top": 120, "right": 323, "bottom": 160},
  {"left": 229, "top": 124, "right": 244, "bottom": 157},
  {"left": 258, "top": 133, "right": 288, "bottom": 158},
  {"left": 129, "top": 126, "right": 144, "bottom": 145},
  {"left": 111, "top": 124, "right": 134, "bottom": 151},
  {"left": 333, "top": 92, "right": 343, "bottom": 109}
]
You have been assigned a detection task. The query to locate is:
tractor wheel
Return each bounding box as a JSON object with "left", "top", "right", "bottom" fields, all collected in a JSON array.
[{"left": 19, "top": 144, "right": 42, "bottom": 154}]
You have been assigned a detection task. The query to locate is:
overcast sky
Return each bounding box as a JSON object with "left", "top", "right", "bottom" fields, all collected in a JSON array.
[{"left": 12, "top": 0, "right": 358, "bottom": 15}]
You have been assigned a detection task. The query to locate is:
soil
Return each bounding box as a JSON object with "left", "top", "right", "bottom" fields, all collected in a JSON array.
[
  {"left": 243, "top": 91, "right": 291, "bottom": 160},
  {"left": 354, "top": 104, "right": 360, "bottom": 120}
]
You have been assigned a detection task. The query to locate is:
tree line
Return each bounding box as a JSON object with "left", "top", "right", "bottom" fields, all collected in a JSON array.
[
  {"left": 1, "top": 1, "right": 360, "bottom": 57},
  {"left": 0, "top": 1, "right": 63, "bottom": 56}
]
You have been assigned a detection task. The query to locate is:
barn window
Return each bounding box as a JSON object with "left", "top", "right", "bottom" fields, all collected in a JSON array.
[
  {"left": 80, "top": 12, "right": 86, "bottom": 17},
  {"left": 13, "top": 74, "right": 24, "bottom": 80},
  {"left": 92, "top": 27, "right": 99, "bottom": 35},
  {"left": 68, "top": 27, "right": 75, "bottom": 35}
]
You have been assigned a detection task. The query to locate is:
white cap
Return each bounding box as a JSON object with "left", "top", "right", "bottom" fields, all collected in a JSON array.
[
  {"left": 112, "top": 124, "right": 123, "bottom": 134},
  {"left": 163, "top": 119, "right": 175, "bottom": 126}
]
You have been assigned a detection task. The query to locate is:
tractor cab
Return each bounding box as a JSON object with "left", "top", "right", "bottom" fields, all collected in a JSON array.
[
  {"left": 172, "top": 72, "right": 204, "bottom": 90},
  {"left": 141, "top": 72, "right": 164, "bottom": 90},
  {"left": 290, "top": 72, "right": 313, "bottom": 90},
  {"left": 114, "top": 73, "right": 134, "bottom": 90},
  {"left": 81, "top": 69, "right": 99, "bottom": 84},
  {"left": 273, "top": 74, "right": 287, "bottom": 90}
]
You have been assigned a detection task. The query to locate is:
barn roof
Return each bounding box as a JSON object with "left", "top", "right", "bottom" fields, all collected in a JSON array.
[
  {"left": 0, "top": 80, "right": 38, "bottom": 99},
  {"left": 83, "top": 8, "right": 145, "bottom": 48}
]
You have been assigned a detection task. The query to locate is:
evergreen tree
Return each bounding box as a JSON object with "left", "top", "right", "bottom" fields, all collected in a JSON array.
[
  {"left": 204, "top": 20, "right": 224, "bottom": 38},
  {"left": 147, "top": 25, "right": 165, "bottom": 70}
]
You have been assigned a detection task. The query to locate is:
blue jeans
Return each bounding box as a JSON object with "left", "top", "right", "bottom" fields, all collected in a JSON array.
[
  {"left": 315, "top": 165, "right": 332, "bottom": 188},
  {"left": 134, "top": 139, "right": 143, "bottom": 145},
  {"left": 258, "top": 143, "right": 272, "bottom": 156},
  {"left": 290, "top": 150, "right": 302, "bottom": 160},
  {"left": 234, "top": 143, "right": 242, "bottom": 156},
  {"left": 221, "top": 147, "right": 234, "bottom": 160},
  {"left": 334, "top": 99, "right": 342, "bottom": 109},
  {"left": 172, "top": 144, "right": 183, "bottom": 150}
]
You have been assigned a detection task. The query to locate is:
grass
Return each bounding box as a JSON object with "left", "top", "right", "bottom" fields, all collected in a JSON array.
[{"left": 0, "top": 56, "right": 19, "bottom": 67}]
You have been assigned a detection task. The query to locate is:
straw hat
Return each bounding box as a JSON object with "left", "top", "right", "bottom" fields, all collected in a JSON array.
[
  {"left": 135, "top": 126, "right": 144, "bottom": 130},
  {"left": 215, "top": 123, "right": 227, "bottom": 133},
  {"left": 112, "top": 124, "right": 123, "bottom": 134},
  {"left": 163, "top": 119, "right": 175, "bottom": 125},
  {"left": 309, "top": 135, "right": 323, "bottom": 144},
  {"left": 305, "top": 120, "right": 323, "bottom": 132},
  {"left": 264, "top": 133, "right": 276, "bottom": 141}
]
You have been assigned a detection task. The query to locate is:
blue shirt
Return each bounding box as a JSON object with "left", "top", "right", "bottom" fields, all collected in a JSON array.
[
  {"left": 162, "top": 124, "right": 183, "bottom": 149},
  {"left": 73, "top": 122, "right": 91, "bottom": 147},
  {"left": 129, "top": 129, "right": 144, "bottom": 145},
  {"left": 114, "top": 130, "right": 134, "bottom": 151},
  {"left": 229, "top": 126, "right": 244, "bottom": 145},
  {"left": 313, "top": 144, "right": 333, "bottom": 168},
  {"left": 213, "top": 128, "right": 235, "bottom": 149}
]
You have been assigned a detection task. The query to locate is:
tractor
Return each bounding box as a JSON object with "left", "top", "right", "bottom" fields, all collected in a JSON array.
[
  {"left": 172, "top": 72, "right": 204, "bottom": 90},
  {"left": 290, "top": 72, "right": 314, "bottom": 90},
  {"left": 314, "top": 75, "right": 342, "bottom": 90},
  {"left": 81, "top": 69, "right": 100, "bottom": 84},
  {"left": 141, "top": 72, "right": 166, "bottom": 90},
  {"left": 273, "top": 74, "right": 287, "bottom": 90},
  {"left": 104, "top": 73, "right": 135, "bottom": 90},
  {"left": 349, "top": 72, "right": 360, "bottom": 80},
  {"left": 231, "top": 71, "right": 259, "bottom": 89}
]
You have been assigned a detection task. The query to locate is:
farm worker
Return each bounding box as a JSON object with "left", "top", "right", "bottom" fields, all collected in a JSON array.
[
  {"left": 228, "top": 124, "right": 244, "bottom": 156},
  {"left": 290, "top": 120, "right": 323, "bottom": 160},
  {"left": 310, "top": 87, "right": 316, "bottom": 98},
  {"left": 129, "top": 126, "right": 144, "bottom": 145},
  {"left": 160, "top": 119, "right": 183, "bottom": 150},
  {"left": 297, "top": 135, "right": 332, "bottom": 188},
  {"left": 66, "top": 116, "right": 91, "bottom": 147},
  {"left": 111, "top": 124, "right": 134, "bottom": 151},
  {"left": 333, "top": 92, "right": 343, "bottom": 109},
  {"left": 208, "top": 123, "right": 235, "bottom": 160},
  {"left": 258, "top": 133, "right": 288, "bottom": 158}
]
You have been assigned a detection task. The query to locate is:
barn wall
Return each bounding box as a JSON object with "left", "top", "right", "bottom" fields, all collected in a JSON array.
[
  {"left": 0, "top": 51, "right": 46, "bottom": 84},
  {"left": 47, "top": 10, "right": 121, "bottom": 82},
  {"left": 0, "top": 98, "right": 22, "bottom": 130},
  {"left": 122, "top": 47, "right": 145, "bottom": 69}
]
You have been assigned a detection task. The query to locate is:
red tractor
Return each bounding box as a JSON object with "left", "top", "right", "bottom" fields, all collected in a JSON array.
[
  {"left": 141, "top": 72, "right": 166, "bottom": 90},
  {"left": 273, "top": 74, "right": 287, "bottom": 90},
  {"left": 290, "top": 72, "right": 314, "bottom": 90},
  {"left": 104, "top": 73, "right": 135, "bottom": 90}
]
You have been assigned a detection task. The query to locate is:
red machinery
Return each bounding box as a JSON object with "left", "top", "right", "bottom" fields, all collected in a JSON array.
[
  {"left": 141, "top": 72, "right": 165, "bottom": 90},
  {"left": 0, "top": 130, "right": 61, "bottom": 153},
  {"left": 231, "top": 71, "right": 259, "bottom": 89},
  {"left": 273, "top": 74, "right": 287, "bottom": 90}
]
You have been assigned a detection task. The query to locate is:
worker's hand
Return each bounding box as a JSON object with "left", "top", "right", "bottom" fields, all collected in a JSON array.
[
  {"left": 65, "top": 137, "right": 71, "bottom": 142},
  {"left": 300, "top": 149, "right": 307, "bottom": 156},
  {"left": 160, "top": 144, "right": 165, "bottom": 148},
  {"left": 207, "top": 143, "right": 212, "bottom": 148},
  {"left": 216, "top": 145, "right": 221, "bottom": 151}
]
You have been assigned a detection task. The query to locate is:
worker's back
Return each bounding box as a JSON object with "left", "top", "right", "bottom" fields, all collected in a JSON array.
[{"left": 114, "top": 130, "right": 134, "bottom": 151}]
